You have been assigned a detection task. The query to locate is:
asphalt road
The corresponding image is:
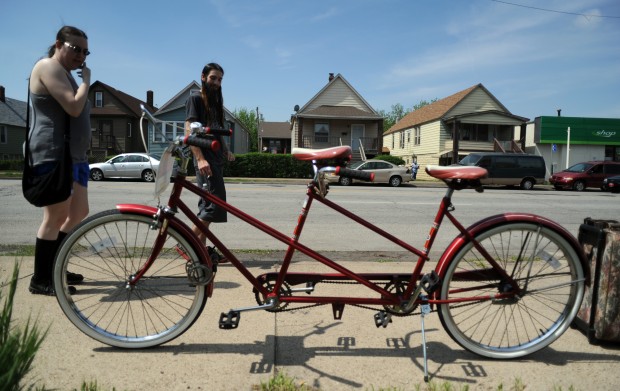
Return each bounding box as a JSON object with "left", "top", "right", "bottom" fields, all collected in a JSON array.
[{"left": 1, "top": 178, "right": 618, "bottom": 254}]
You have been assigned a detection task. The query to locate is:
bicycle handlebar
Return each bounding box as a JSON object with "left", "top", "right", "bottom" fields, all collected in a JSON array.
[
  {"left": 335, "top": 167, "right": 375, "bottom": 182},
  {"left": 176, "top": 135, "right": 221, "bottom": 151},
  {"left": 190, "top": 122, "right": 233, "bottom": 136}
]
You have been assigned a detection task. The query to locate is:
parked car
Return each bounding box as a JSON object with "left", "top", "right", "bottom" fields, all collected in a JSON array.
[
  {"left": 457, "top": 152, "right": 546, "bottom": 190},
  {"left": 549, "top": 161, "right": 620, "bottom": 191},
  {"left": 602, "top": 175, "right": 620, "bottom": 193},
  {"left": 325, "top": 160, "right": 411, "bottom": 187},
  {"left": 89, "top": 153, "right": 177, "bottom": 182}
]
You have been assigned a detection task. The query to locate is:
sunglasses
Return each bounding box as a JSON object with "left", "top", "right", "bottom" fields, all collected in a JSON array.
[{"left": 63, "top": 42, "right": 90, "bottom": 56}]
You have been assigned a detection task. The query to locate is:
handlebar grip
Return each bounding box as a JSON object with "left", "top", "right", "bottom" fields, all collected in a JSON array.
[
  {"left": 336, "top": 167, "right": 375, "bottom": 182},
  {"left": 178, "top": 135, "right": 221, "bottom": 152},
  {"left": 202, "top": 127, "right": 233, "bottom": 136}
]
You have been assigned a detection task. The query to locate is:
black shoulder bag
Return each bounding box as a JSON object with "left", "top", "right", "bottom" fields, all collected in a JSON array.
[{"left": 22, "top": 81, "right": 73, "bottom": 207}]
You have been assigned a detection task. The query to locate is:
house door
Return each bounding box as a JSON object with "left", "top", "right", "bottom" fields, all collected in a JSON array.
[
  {"left": 351, "top": 124, "right": 365, "bottom": 151},
  {"left": 98, "top": 120, "right": 113, "bottom": 149}
]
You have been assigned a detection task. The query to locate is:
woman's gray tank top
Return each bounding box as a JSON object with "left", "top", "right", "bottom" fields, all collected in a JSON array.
[{"left": 28, "top": 74, "right": 91, "bottom": 165}]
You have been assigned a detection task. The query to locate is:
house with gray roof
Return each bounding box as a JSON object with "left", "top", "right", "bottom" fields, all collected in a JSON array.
[
  {"left": 151, "top": 81, "right": 251, "bottom": 156},
  {"left": 290, "top": 73, "right": 384, "bottom": 160},
  {"left": 260, "top": 121, "right": 291, "bottom": 153},
  {"left": 0, "top": 85, "right": 28, "bottom": 160}
]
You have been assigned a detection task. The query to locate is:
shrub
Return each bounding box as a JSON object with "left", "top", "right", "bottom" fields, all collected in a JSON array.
[
  {"left": 373, "top": 154, "right": 406, "bottom": 166},
  {"left": 0, "top": 262, "right": 48, "bottom": 390}
]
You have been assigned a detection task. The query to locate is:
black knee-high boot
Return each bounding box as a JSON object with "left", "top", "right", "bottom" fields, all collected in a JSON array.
[
  {"left": 56, "top": 231, "right": 84, "bottom": 284},
  {"left": 29, "top": 238, "right": 58, "bottom": 296}
]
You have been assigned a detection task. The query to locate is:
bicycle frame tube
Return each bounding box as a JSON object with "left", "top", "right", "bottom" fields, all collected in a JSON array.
[{"left": 122, "top": 172, "right": 584, "bottom": 308}]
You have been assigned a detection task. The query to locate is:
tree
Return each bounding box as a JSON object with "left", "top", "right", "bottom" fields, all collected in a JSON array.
[
  {"left": 233, "top": 107, "right": 259, "bottom": 152},
  {"left": 379, "top": 103, "right": 410, "bottom": 132},
  {"left": 379, "top": 99, "right": 439, "bottom": 133},
  {"left": 412, "top": 98, "right": 438, "bottom": 111}
]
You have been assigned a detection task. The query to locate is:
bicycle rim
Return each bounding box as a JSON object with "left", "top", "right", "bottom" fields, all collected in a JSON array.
[
  {"left": 438, "top": 222, "right": 584, "bottom": 359},
  {"left": 54, "top": 210, "right": 208, "bottom": 348}
]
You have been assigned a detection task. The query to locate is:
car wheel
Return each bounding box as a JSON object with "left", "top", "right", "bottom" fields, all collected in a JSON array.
[
  {"left": 573, "top": 181, "right": 586, "bottom": 192},
  {"left": 90, "top": 169, "right": 104, "bottom": 181},
  {"left": 520, "top": 178, "right": 534, "bottom": 190},
  {"left": 142, "top": 169, "right": 155, "bottom": 182},
  {"left": 339, "top": 177, "right": 352, "bottom": 186},
  {"left": 389, "top": 176, "right": 402, "bottom": 187}
]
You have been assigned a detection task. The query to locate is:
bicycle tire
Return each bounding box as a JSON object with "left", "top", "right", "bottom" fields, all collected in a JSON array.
[
  {"left": 54, "top": 209, "right": 209, "bottom": 348},
  {"left": 438, "top": 222, "right": 584, "bottom": 359}
]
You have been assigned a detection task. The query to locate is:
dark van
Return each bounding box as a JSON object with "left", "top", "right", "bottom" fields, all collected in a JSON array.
[
  {"left": 458, "top": 152, "right": 546, "bottom": 190},
  {"left": 549, "top": 161, "right": 620, "bottom": 191}
]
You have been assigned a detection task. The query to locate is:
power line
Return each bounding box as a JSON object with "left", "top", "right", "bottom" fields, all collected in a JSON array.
[{"left": 491, "top": 0, "right": 620, "bottom": 19}]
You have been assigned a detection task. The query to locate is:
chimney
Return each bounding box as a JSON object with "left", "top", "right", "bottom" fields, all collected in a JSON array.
[
  {"left": 146, "top": 90, "right": 154, "bottom": 107},
  {"left": 328, "top": 73, "right": 334, "bottom": 82},
  {"left": 0, "top": 85, "right": 5, "bottom": 103},
  {"left": 557, "top": 109, "right": 561, "bottom": 117}
]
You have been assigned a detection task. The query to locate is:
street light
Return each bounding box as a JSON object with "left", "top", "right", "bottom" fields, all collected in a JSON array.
[{"left": 566, "top": 127, "right": 571, "bottom": 169}]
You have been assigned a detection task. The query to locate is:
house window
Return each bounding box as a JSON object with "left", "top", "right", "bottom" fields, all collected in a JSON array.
[
  {"left": 407, "top": 129, "right": 411, "bottom": 143},
  {"left": 414, "top": 126, "right": 421, "bottom": 146},
  {"left": 95, "top": 92, "right": 103, "bottom": 107},
  {"left": 154, "top": 121, "right": 184, "bottom": 142},
  {"left": 399, "top": 131, "right": 405, "bottom": 149},
  {"left": 0, "top": 125, "right": 6, "bottom": 144},
  {"left": 391, "top": 134, "right": 395, "bottom": 149},
  {"left": 127, "top": 122, "right": 132, "bottom": 138},
  {"left": 314, "top": 123, "right": 329, "bottom": 143}
]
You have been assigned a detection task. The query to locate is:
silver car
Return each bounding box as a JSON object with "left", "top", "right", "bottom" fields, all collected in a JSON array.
[
  {"left": 326, "top": 160, "right": 411, "bottom": 187},
  {"left": 89, "top": 153, "right": 170, "bottom": 182}
]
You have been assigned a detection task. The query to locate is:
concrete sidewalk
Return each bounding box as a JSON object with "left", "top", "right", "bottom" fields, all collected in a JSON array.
[{"left": 4, "top": 255, "right": 620, "bottom": 391}]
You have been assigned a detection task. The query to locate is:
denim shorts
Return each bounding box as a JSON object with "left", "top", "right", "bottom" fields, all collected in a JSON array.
[
  {"left": 73, "top": 162, "right": 89, "bottom": 187},
  {"left": 32, "top": 161, "right": 89, "bottom": 188}
]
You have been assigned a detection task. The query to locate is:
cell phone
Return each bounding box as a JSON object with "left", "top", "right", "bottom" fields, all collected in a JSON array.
[{"left": 79, "top": 63, "right": 85, "bottom": 69}]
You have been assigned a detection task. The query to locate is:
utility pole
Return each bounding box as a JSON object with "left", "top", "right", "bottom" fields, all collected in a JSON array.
[{"left": 256, "top": 106, "right": 260, "bottom": 152}]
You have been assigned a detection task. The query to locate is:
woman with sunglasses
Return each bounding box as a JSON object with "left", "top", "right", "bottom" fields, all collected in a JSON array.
[{"left": 26, "top": 25, "right": 92, "bottom": 295}]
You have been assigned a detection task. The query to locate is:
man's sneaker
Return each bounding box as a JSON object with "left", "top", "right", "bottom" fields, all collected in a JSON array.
[
  {"left": 67, "top": 271, "right": 84, "bottom": 284},
  {"left": 207, "top": 246, "right": 227, "bottom": 263}
]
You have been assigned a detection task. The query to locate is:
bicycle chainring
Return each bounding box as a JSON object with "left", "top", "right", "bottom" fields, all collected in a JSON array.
[
  {"left": 383, "top": 280, "right": 418, "bottom": 316},
  {"left": 254, "top": 277, "right": 292, "bottom": 312}
]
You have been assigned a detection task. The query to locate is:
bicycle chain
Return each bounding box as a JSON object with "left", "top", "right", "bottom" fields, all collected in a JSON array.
[{"left": 273, "top": 280, "right": 482, "bottom": 317}]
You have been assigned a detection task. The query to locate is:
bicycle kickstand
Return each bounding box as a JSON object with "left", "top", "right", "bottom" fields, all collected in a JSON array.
[{"left": 419, "top": 294, "right": 431, "bottom": 382}]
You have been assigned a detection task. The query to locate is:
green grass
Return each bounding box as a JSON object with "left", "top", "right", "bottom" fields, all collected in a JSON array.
[{"left": 0, "top": 262, "right": 48, "bottom": 390}]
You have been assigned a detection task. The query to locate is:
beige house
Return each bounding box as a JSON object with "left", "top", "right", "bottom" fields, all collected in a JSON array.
[
  {"left": 383, "top": 83, "right": 529, "bottom": 179},
  {"left": 291, "top": 73, "right": 384, "bottom": 161}
]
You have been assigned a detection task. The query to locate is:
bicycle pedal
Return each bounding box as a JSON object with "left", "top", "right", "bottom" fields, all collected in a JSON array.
[
  {"left": 374, "top": 311, "right": 392, "bottom": 328},
  {"left": 421, "top": 271, "right": 440, "bottom": 294},
  {"left": 219, "top": 311, "right": 240, "bottom": 329}
]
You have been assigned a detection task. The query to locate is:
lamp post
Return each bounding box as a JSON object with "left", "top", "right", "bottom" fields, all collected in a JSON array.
[{"left": 566, "top": 127, "right": 570, "bottom": 169}]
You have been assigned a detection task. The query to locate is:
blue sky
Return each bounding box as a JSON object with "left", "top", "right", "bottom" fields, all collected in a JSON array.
[{"left": 1, "top": 0, "right": 619, "bottom": 122}]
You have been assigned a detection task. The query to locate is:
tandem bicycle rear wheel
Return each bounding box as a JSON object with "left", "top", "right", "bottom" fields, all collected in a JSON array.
[
  {"left": 54, "top": 209, "right": 209, "bottom": 348},
  {"left": 438, "top": 222, "right": 584, "bottom": 359}
]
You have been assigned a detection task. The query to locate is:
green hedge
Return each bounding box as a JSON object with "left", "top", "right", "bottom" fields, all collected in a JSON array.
[
  {"left": 0, "top": 160, "right": 24, "bottom": 170},
  {"left": 372, "top": 154, "right": 406, "bottom": 166},
  {"left": 224, "top": 153, "right": 314, "bottom": 178},
  {"left": 0, "top": 153, "right": 404, "bottom": 178}
]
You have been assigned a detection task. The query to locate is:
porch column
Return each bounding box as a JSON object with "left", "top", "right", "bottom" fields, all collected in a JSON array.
[
  {"left": 520, "top": 123, "right": 526, "bottom": 151},
  {"left": 452, "top": 121, "right": 460, "bottom": 164}
]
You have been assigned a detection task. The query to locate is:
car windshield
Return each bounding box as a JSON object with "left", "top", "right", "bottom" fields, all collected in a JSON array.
[
  {"left": 149, "top": 154, "right": 161, "bottom": 161},
  {"left": 565, "top": 163, "right": 593, "bottom": 173},
  {"left": 348, "top": 161, "right": 365, "bottom": 169},
  {"left": 458, "top": 154, "right": 481, "bottom": 166}
]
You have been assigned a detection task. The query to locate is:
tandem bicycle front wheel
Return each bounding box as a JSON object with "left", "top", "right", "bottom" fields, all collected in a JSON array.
[
  {"left": 438, "top": 222, "right": 584, "bottom": 359},
  {"left": 53, "top": 209, "right": 209, "bottom": 348}
]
